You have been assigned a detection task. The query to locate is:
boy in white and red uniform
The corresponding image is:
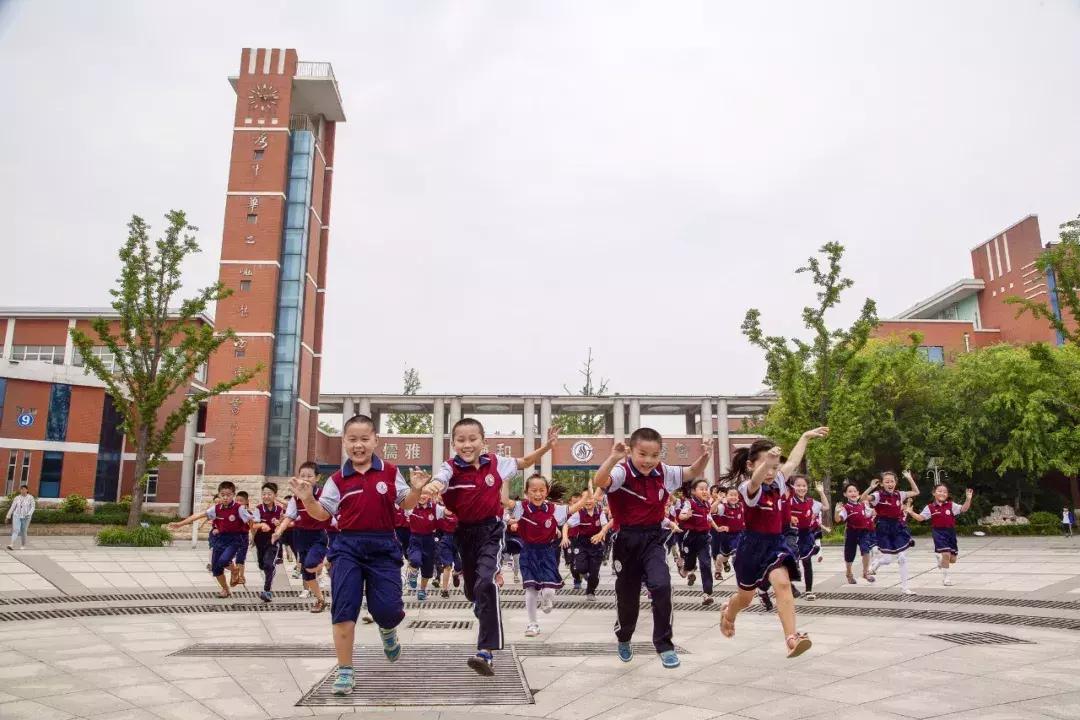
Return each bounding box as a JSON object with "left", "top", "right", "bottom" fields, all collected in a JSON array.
[
  {"left": 272, "top": 462, "right": 332, "bottom": 612},
  {"left": 405, "top": 493, "right": 443, "bottom": 601},
  {"left": 563, "top": 490, "right": 611, "bottom": 600},
  {"left": 251, "top": 482, "right": 284, "bottom": 602},
  {"left": 168, "top": 481, "right": 253, "bottom": 598},
  {"left": 593, "top": 428, "right": 711, "bottom": 669}
]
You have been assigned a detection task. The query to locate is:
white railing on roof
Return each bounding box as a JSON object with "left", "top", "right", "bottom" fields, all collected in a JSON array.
[{"left": 296, "top": 62, "right": 334, "bottom": 80}]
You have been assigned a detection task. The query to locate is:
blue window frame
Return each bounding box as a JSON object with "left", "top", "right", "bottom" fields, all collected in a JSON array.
[
  {"left": 46, "top": 384, "right": 72, "bottom": 441},
  {"left": 918, "top": 346, "right": 945, "bottom": 364},
  {"left": 39, "top": 451, "right": 63, "bottom": 498}
]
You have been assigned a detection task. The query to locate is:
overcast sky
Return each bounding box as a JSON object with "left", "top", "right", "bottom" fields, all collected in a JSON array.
[{"left": 3, "top": 1, "right": 1079, "bottom": 401}]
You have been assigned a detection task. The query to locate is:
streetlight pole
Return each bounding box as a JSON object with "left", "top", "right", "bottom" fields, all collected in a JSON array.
[{"left": 190, "top": 437, "right": 215, "bottom": 548}]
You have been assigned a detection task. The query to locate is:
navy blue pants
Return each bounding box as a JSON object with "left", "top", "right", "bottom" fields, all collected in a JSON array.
[
  {"left": 408, "top": 533, "right": 437, "bottom": 579},
  {"left": 437, "top": 534, "right": 461, "bottom": 571},
  {"left": 210, "top": 532, "right": 247, "bottom": 577},
  {"left": 328, "top": 531, "right": 404, "bottom": 627},
  {"left": 254, "top": 536, "right": 277, "bottom": 591},
  {"left": 844, "top": 528, "right": 875, "bottom": 563},
  {"left": 293, "top": 528, "right": 329, "bottom": 581},
  {"left": 571, "top": 536, "right": 603, "bottom": 594},
  {"left": 680, "top": 530, "right": 713, "bottom": 594},
  {"left": 457, "top": 518, "right": 505, "bottom": 651},
  {"left": 613, "top": 526, "right": 673, "bottom": 654}
]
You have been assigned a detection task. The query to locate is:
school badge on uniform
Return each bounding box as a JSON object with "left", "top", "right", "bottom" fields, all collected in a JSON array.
[
  {"left": 228, "top": 515, "right": 236, "bottom": 522},
  {"left": 485, "top": 474, "right": 495, "bottom": 487},
  {"left": 658, "top": 488, "right": 664, "bottom": 501},
  {"left": 376, "top": 481, "right": 388, "bottom": 494},
  {"left": 545, "top": 519, "right": 552, "bottom": 528}
]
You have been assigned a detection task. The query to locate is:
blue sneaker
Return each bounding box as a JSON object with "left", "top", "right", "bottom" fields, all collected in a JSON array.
[
  {"left": 331, "top": 666, "right": 355, "bottom": 695},
  {"left": 573, "top": 580, "right": 582, "bottom": 591},
  {"left": 258, "top": 591, "right": 272, "bottom": 603},
  {"left": 617, "top": 642, "right": 633, "bottom": 662},
  {"left": 379, "top": 628, "right": 401, "bottom": 662},
  {"left": 659, "top": 650, "right": 680, "bottom": 669},
  {"left": 417, "top": 589, "right": 427, "bottom": 602},
  {"left": 467, "top": 650, "right": 495, "bottom": 676},
  {"left": 408, "top": 570, "right": 418, "bottom": 590}
]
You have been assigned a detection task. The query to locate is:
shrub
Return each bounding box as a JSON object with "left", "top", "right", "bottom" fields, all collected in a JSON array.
[
  {"left": 30, "top": 508, "right": 179, "bottom": 525},
  {"left": 96, "top": 525, "right": 174, "bottom": 547},
  {"left": 60, "top": 494, "right": 89, "bottom": 514},
  {"left": 1028, "top": 511, "right": 1060, "bottom": 526}
]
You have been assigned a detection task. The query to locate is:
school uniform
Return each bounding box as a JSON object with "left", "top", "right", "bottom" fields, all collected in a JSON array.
[
  {"left": 205, "top": 502, "right": 254, "bottom": 577},
  {"left": 407, "top": 500, "right": 444, "bottom": 579},
  {"left": 233, "top": 506, "right": 252, "bottom": 567},
  {"left": 712, "top": 501, "right": 745, "bottom": 559},
  {"left": 788, "top": 495, "right": 822, "bottom": 560},
  {"left": 319, "top": 455, "right": 410, "bottom": 627},
  {"left": 394, "top": 506, "right": 411, "bottom": 559},
  {"left": 838, "top": 500, "right": 876, "bottom": 563},
  {"left": 567, "top": 507, "right": 607, "bottom": 594},
  {"left": 286, "top": 489, "right": 334, "bottom": 581},
  {"left": 606, "top": 459, "right": 685, "bottom": 654},
  {"left": 869, "top": 490, "right": 916, "bottom": 554},
  {"left": 511, "top": 501, "right": 568, "bottom": 590},
  {"left": 251, "top": 502, "right": 284, "bottom": 592},
  {"left": 435, "top": 506, "right": 461, "bottom": 573},
  {"left": 678, "top": 496, "right": 715, "bottom": 594},
  {"left": 733, "top": 476, "right": 801, "bottom": 590},
  {"left": 433, "top": 452, "right": 521, "bottom": 651},
  {"left": 921, "top": 500, "right": 964, "bottom": 556}
]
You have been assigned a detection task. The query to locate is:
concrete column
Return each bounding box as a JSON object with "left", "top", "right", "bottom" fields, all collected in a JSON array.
[
  {"left": 341, "top": 397, "right": 355, "bottom": 462},
  {"left": 2, "top": 318, "right": 14, "bottom": 359},
  {"left": 717, "top": 398, "right": 731, "bottom": 480},
  {"left": 629, "top": 398, "right": 641, "bottom": 431},
  {"left": 539, "top": 398, "right": 553, "bottom": 479},
  {"left": 449, "top": 397, "right": 462, "bottom": 430},
  {"left": 63, "top": 319, "right": 76, "bottom": 365},
  {"left": 358, "top": 397, "right": 371, "bottom": 417},
  {"left": 701, "top": 398, "right": 715, "bottom": 484},
  {"left": 432, "top": 398, "right": 445, "bottom": 471},
  {"left": 522, "top": 398, "right": 536, "bottom": 477},
  {"left": 178, "top": 410, "right": 199, "bottom": 516},
  {"left": 685, "top": 412, "right": 697, "bottom": 434},
  {"left": 612, "top": 398, "right": 625, "bottom": 442}
]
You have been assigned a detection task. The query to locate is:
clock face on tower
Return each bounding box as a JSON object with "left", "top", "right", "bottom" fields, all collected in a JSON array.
[{"left": 248, "top": 83, "right": 279, "bottom": 112}]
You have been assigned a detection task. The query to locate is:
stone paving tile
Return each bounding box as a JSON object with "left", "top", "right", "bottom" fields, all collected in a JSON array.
[
  {"left": 144, "top": 700, "right": 224, "bottom": 720},
  {"left": 39, "top": 689, "right": 136, "bottom": 716},
  {"left": 0, "top": 699, "right": 76, "bottom": 720}
]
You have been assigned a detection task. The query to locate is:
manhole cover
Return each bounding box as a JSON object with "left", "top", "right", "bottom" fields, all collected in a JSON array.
[
  {"left": 295, "top": 645, "right": 531, "bottom": 706},
  {"left": 408, "top": 620, "right": 473, "bottom": 629},
  {"left": 927, "top": 632, "right": 1035, "bottom": 646}
]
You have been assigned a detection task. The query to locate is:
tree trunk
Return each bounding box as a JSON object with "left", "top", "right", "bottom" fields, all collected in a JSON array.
[
  {"left": 127, "top": 426, "right": 150, "bottom": 529},
  {"left": 821, "top": 472, "right": 833, "bottom": 531},
  {"left": 1070, "top": 476, "right": 1080, "bottom": 516}
]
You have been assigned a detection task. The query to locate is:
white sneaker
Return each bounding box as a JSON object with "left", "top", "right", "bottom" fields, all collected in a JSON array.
[
  {"left": 299, "top": 589, "right": 311, "bottom": 599},
  {"left": 943, "top": 577, "right": 953, "bottom": 586},
  {"left": 524, "top": 623, "right": 540, "bottom": 637},
  {"left": 869, "top": 558, "right": 882, "bottom": 574},
  {"left": 540, "top": 594, "right": 554, "bottom": 614},
  {"left": 900, "top": 586, "right": 916, "bottom": 595}
]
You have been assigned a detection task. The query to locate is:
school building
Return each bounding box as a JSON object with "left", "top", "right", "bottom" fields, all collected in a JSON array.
[{"left": 872, "top": 215, "right": 1072, "bottom": 359}]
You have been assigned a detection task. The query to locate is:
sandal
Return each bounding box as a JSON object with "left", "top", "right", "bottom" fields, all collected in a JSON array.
[
  {"left": 310, "top": 596, "right": 327, "bottom": 613},
  {"left": 719, "top": 600, "right": 736, "bottom": 638},
  {"left": 863, "top": 573, "right": 876, "bottom": 583},
  {"left": 786, "top": 632, "right": 812, "bottom": 658},
  {"left": 216, "top": 590, "right": 231, "bottom": 599},
  {"left": 846, "top": 574, "right": 857, "bottom": 584}
]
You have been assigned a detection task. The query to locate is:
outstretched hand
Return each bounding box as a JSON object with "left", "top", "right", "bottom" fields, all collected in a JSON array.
[
  {"left": 290, "top": 476, "right": 314, "bottom": 502},
  {"left": 409, "top": 467, "right": 431, "bottom": 490},
  {"left": 546, "top": 426, "right": 560, "bottom": 446},
  {"left": 610, "top": 442, "right": 628, "bottom": 461}
]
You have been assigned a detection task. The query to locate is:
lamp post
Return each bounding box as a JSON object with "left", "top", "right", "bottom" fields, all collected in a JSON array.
[{"left": 190, "top": 437, "right": 215, "bottom": 548}]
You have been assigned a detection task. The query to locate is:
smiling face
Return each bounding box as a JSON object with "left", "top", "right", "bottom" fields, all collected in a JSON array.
[
  {"left": 692, "top": 481, "right": 710, "bottom": 502},
  {"left": 629, "top": 439, "right": 662, "bottom": 475},
  {"left": 525, "top": 476, "right": 549, "bottom": 505},
  {"left": 261, "top": 488, "right": 276, "bottom": 505},
  {"left": 881, "top": 472, "right": 897, "bottom": 492},
  {"left": 583, "top": 494, "right": 596, "bottom": 511},
  {"left": 844, "top": 485, "right": 860, "bottom": 502},
  {"left": 343, "top": 419, "right": 378, "bottom": 469},
  {"left": 793, "top": 476, "right": 808, "bottom": 499},
  {"left": 726, "top": 488, "right": 740, "bottom": 505},
  {"left": 934, "top": 485, "right": 950, "bottom": 502},
  {"left": 453, "top": 422, "right": 485, "bottom": 465},
  {"left": 419, "top": 492, "right": 431, "bottom": 506}
]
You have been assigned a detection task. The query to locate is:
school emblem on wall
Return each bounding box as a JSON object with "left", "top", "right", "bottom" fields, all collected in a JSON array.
[
  {"left": 571, "top": 441, "right": 594, "bottom": 463},
  {"left": 15, "top": 407, "right": 37, "bottom": 428}
]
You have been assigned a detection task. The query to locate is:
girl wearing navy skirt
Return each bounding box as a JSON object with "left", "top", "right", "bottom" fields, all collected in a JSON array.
[
  {"left": 910, "top": 484, "right": 974, "bottom": 586},
  {"left": 510, "top": 474, "right": 588, "bottom": 637},
  {"left": 864, "top": 470, "right": 919, "bottom": 594},
  {"left": 835, "top": 483, "right": 877, "bottom": 585},
  {"left": 786, "top": 475, "right": 823, "bottom": 600},
  {"left": 677, "top": 479, "right": 719, "bottom": 605},
  {"left": 718, "top": 427, "right": 828, "bottom": 659},
  {"left": 711, "top": 486, "right": 744, "bottom": 581}
]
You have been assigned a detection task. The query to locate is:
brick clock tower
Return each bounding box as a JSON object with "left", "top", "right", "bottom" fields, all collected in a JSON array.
[{"left": 202, "top": 48, "right": 344, "bottom": 500}]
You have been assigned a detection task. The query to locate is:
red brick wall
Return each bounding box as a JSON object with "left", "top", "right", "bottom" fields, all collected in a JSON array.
[
  {"left": 1, "top": 380, "right": 50, "bottom": 441},
  {"left": 68, "top": 386, "right": 104, "bottom": 444},
  {"left": 872, "top": 320, "right": 977, "bottom": 359},
  {"left": 12, "top": 319, "right": 68, "bottom": 346}
]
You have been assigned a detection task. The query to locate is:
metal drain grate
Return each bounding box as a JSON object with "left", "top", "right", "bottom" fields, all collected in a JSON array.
[
  {"left": 295, "top": 645, "right": 531, "bottom": 706},
  {"left": 171, "top": 641, "right": 686, "bottom": 659},
  {"left": 928, "top": 632, "right": 1035, "bottom": 646},
  {"left": 408, "top": 620, "right": 473, "bottom": 629}
]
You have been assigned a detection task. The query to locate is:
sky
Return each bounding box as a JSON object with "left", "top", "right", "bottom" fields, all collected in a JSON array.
[{"left": 2, "top": 1, "right": 1079, "bottom": 403}]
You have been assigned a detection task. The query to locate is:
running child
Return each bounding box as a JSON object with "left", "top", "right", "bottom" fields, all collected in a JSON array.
[
  {"left": 229, "top": 490, "right": 251, "bottom": 588},
  {"left": 169, "top": 481, "right": 253, "bottom": 598},
  {"left": 593, "top": 429, "right": 712, "bottom": 669},
  {"left": 406, "top": 492, "right": 443, "bottom": 601},
  {"left": 290, "top": 413, "right": 425, "bottom": 696},
  {"left": 711, "top": 486, "right": 744, "bottom": 581},
  {"left": 909, "top": 484, "right": 974, "bottom": 586},
  {"left": 678, "top": 479, "right": 719, "bottom": 605},
  {"left": 435, "top": 497, "right": 461, "bottom": 598},
  {"left": 835, "top": 483, "right": 877, "bottom": 585},
  {"left": 511, "top": 474, "right": 589, "bottom": 637},
  {"left": 419, "top": 420, "right": 558, "bottom": 675},
  {"left": 718, "top": 427, "right": 828, "bottom": 659},
  {"left": 864, "top": 470, "right": 919, "bottom": 595},
  {"left": 272, "top": 462, "right": 332, "bottom": 613},
  {"left": 562, "top": 488, "right": 611, "bottom": 600},
  {"left": 251, "top": 482, "right": 284, "bottom": 602},
  {"left": 787, "top": 475, "right": 824, "bottom": 600}
]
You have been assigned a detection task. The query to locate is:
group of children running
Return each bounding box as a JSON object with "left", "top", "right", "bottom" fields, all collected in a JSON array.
[{"left": 170, "top": 415, "right": 977, "bottom": 696}]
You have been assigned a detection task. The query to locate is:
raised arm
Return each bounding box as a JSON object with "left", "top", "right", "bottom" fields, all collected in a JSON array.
[
  {"left": 746, "top": 446, "right": 781, "bottom": 497},
  {"left": 780, "top": 427, "right": 829, "bottom": 478},
  {"left": 858, "top": 479, "right": 879, "bottom": 504},
  {"left": 168, "top": 510, "right": 208, "bottom": 530},
  {"left": 684, "top": 439, "right": 714, "bottom": 480},
  {"left": 959, "top": 488, "right": 974, "bottom": 514},
  {"left": 593, "top": 442, "right": 628, "bottom": 490},
  {"left": 904, "top": 469, "right": 920, "bottom": 498},
  {"left": 564, "top": 494, "right": 589, "bottom": 516},
  {"left": 290, "top": 477, "right": 330, "bottom": 522},
  {"left": 517, "top": 426, "right": 560, "bottom": 470},
  {"left": 834, "top": 501, "right": 846, "bottom": 525}
]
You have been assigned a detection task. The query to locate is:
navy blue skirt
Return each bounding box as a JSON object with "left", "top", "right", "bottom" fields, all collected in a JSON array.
[
  {"left": 875, "top": 518, "right": 914, "bottom": 554},
  {"left": 519, "top": 542, "right": 564, "bottom": 589},
  {"left": 931, "top": 527, "right": 959, "bottom": 555},
  {"left": 795, "top": 528, "right": 820, "bottom": 560},
  {"left": 733, "top": 531, "right": 800, "bottom": 591}
]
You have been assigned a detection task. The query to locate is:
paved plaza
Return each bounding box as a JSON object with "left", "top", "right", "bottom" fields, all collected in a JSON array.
[{"left": 0, "top": 536, "right": 1078, "bottom": 720}]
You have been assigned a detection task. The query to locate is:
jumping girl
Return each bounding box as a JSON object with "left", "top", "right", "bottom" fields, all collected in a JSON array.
[
  {"left": 711, "top": 485, "right": 744, "bottom": 581},
  {"left": 835, "top": 482, "right": 877, "bottom": 585},
  {"left": 864, "top": 470, "right": 919, "bottom": 595},
  {"left": 787, "top": 475, "right": 824, "bottom": 601},
  {"left": 678, "top": 479, "right": 719, "bottom": 605},
  {"left": 909, "top": 484, "right": 974, "bottom": 586}
]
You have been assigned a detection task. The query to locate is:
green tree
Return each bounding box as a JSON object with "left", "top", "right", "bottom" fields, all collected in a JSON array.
[
  {"left": 555, "top": 347, "right": 610, "bottom": 434},
  {"left": 742, "top": 242, "right": 879, "bottom": 512},
  {"left": 318, "top": 421, "right": 338, "bottom": 435},
  {"left": 71, "top": 211, "right": 259, "bottom": 528},
  {"left": 386, "top": 366, "right": 433, "bottom": 434},
  {"left": 1006, "top": 213, "right": 1080, "bottom": 344}
]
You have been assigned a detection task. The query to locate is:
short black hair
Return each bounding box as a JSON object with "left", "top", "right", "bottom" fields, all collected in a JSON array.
[
  {"left": 217, "top": 481, "right": 236, "bottom": 493},
  {"left": 18, "top": 484, "right": 28, "bottom": 490},
  {"left": 628, "top": 427, "right": 662, "bottom": 447},
  {"left": 297, "top": 461, "right": 318, "bottom": 475},
  {"left": 343, "top": 414, "right": 376, "bottom": 433},
  {"left": 261, "top": 482, "right": 278, "bottom": 493},
  {"left": 452, "top": 417, "right": 485, "bottom": 439},
  {"left": 236, "top": 491, "right": 249, "bottom": 500}
]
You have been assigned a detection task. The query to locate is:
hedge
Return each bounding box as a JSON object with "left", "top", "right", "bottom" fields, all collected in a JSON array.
[
  {"left": 96, "top": 525, "right": 174, "bottom": 547},
  {"left": 25, "top": 509, "right": 179, "bottom": 526}
]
